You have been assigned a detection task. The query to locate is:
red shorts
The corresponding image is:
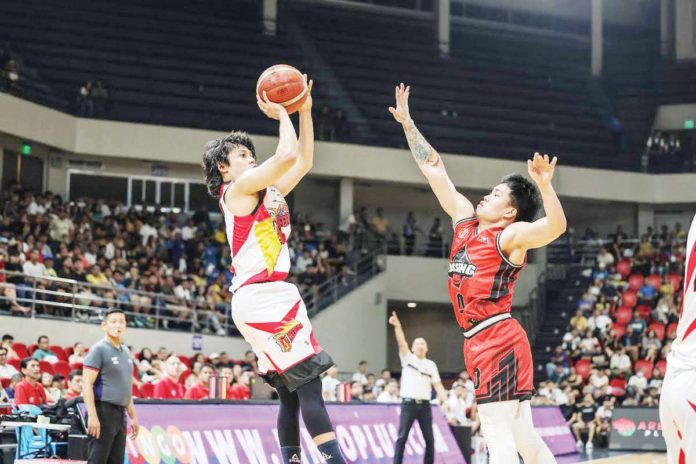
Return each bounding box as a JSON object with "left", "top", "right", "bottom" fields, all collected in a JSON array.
[{"left": 463, "top": 317, "right": 534, "bottom": 404}]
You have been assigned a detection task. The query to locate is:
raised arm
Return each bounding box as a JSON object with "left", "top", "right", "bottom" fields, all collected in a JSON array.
[
  {"left": 500, "top": 153, "right": 567, "bottom": 254},
  {"left": 389, "top": 84, "right": 474, "bottom": 222},
  {"left": 388, "top": 311, "right": 410, "bottom": 357},
  {"left": 275, "top": 78, "right": 314, "bottom": 196},
  {"left": 228, "top": 93, "right": 299, "bottom": 197}
]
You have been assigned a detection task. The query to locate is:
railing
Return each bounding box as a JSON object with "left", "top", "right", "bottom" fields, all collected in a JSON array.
[{"left": 0, "top": 252, "right": 382, "bottom": 335}]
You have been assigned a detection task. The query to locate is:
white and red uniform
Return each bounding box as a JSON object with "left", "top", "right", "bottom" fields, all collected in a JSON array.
[
  {"left": 660, "top": 213, "right": 696, "bottom": 464},
  {"left": 220, "top": 184, "right": 332, "bottom": 391}
]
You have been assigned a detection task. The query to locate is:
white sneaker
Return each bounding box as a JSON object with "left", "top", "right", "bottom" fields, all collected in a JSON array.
[
  {"left": 576, "top": 440, "right": 584, "bottom": 450},
  {"left": 216, "top": 328, "right": 226, "bottom": 336},
  {"left": 586, "top": 442, "right": 594, "bottom": 452}
]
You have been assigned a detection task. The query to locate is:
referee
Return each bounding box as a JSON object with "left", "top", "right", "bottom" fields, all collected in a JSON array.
[
  {"left": 82, "top": 309, "right": 139, "bottom": 464},
  {"left": 389, "top": 311, "right": 447, "bottom": 464}
]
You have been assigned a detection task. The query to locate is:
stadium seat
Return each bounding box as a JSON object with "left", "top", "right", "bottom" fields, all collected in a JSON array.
[
  {"left": 0, "top": 378, "right": 10, "bottom": 388},
  {"left": 28, "top": 345, "right": 38, "bottom": 356},
  {"left": 667, "top": 273, "right": 682, "bottom": 291},
  {"left": 667, "top": 322, "right": 679, "bottom": 339},
  {"left": 656, "top": 359, "right": 667, "bottom": 377},
  {"left": 64, "top": 346, "right": 74, "bottom": 357},
  {"left": 140, "top": 383, "right": 155, "bottom": 399},
  {"left": 38, "top": 361, "right": 54, "bottom": 375},
  {"left": 179, "top": 370, "right": 191, "bottom": 385},
  {"left": 53, "top": 360, "right": 71, "bottom": 378},
  {"left": 12, "top": 342, "right": 28, "bottom": 359},
  {"left": 575, "top": 359, "right": 591, "bottom": 380},
  {"left": 178, "top": 355, "right": 191, "bottom": 368},
  {"left": 622, "top": 290, "right": 638, "bottom": 308},
  {"left": 132, "top": 384, "right": 141, "bottom": 398},
  {"left": 612, "top": 323, "right": 626, "bottom": 339},
  {"left": 609, "top": 377, "right": 626, "bottom": 397},
  {"left": 615, "top": 307, "right": 633, "bottom": 326},
  {"left": 636, "top": 305, "right": 652, "bottom": 321},
  {"left": 635, "top": 359, "right": 653, "bottom": 379},
  {"left": 646, "top": 274, "right": 661, "bottom": 289},
  {"left": 628, "top": 274, "right": 644, "bottom": 291},
  {"left": 70, "top": 362, "right": 83, "bottom": 370},
  {"left": 7, "top": 359, "right": 21, "bottom": 371},
  {"left": 648, "top": 322, "right": 666, "bottom": 340},
  {"left": 49, "top": 345, "right": 67, "bottom": 361},
  {"left": 616, "top": 260, "right": 631, "bottom": 278}
]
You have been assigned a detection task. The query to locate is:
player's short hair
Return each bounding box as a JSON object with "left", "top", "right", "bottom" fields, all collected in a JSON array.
[
  {"left": 68, "top": 369, "right": 83, "bottom": 381},
  {"left": 37, "top": 335, "right": 49, "bottom": 344},
  {"left": 202, "top": 131, "right": 256, "bottom": 197},
  {"left": 103, "top": 308, "right": 125, "bottom": 321},
  {"left": 501, "top": 174, "right": 541, "bottom": 223},
  {"left": 20, "top": 357, "right": 37, "bottom": 370}
]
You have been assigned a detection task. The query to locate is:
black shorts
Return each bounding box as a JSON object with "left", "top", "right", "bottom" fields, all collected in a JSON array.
[{"left": 262, "top": 350, "right": 334, "bottom": 392}]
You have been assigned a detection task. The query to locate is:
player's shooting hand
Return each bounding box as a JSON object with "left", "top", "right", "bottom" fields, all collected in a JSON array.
[
  {"left": 299, "top": 74, "right": 314, "bottom": 114},
  {"left": 527, "top": 152, "right": 558, "bottom": 187},
  {"left": 388, "top": 83, "right": 411, "bottom": 125},
  {"left": 388, "top": 311, "right": 401, "bottom": 328},
  {"left": 87, "top": 415, "right": 101, "bottom": 439},
  {"left": 257, "top": 91, "right": 288, "bottom": 120}
]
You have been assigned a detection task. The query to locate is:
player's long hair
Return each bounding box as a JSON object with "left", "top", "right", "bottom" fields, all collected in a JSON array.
[
  {"left": 501, "top": 174, "right": 541, "bottom": 223},
  {"left": 202, "top": 131, "right": 256, "bottom": 197}
]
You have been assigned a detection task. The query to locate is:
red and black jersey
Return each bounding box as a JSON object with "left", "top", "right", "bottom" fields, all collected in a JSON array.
[{"left": 448, "top": 217, "right": 526, "bottom": 331}]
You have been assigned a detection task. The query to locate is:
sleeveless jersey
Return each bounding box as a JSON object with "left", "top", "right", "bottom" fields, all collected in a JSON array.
[
  {"left": 447, "top": 217, "right": 525, "bottom": 331},
  {"left": 668, "top": 213, "right": 696, "bottom": 372},
  {"left": 219, "top": 183, "right": 292, "bottom": 293}
]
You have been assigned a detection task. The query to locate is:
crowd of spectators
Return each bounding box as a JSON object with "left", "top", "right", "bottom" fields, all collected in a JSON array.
[
  {"left": 76, "top": 79, "right": 109, "bottom": 117},
  {"left": 645, "top": 130, "right": 695, "bottom": 173},
  {"left": 539, "top": 223, "right": 688, "bottom": 451},
  {"left": 0, "top": 42, "right": 22, "bottom": 97},
  {"left": 0, "top": 185, "right": 371, "bottom": 333}
]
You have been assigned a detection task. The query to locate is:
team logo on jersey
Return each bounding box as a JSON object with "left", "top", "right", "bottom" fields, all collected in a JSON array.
[
  {"left": 448, "top": 248, "right": 477, "bottom": 285},
  {"left": 273, "top": 319, "right": 303, "bottom": 352},
  {"left": 246, "top": 300, "right": 304, "bottom": 353}
]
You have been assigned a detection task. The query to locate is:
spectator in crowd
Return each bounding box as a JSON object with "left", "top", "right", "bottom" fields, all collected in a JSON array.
[
  {"left": 0, "top": 346, "right": 19, "bottom": 378},
  {"left": 0, "top": 253, "right": 31, "bottom": 313},
  {"left": 401, "top": 212, "right": 421, "bottom": 256},
  {"left": 444, "top": 382, "right": 473, "bottom": 425},
  {"left": 570, "top": 309, "right": 589, "bottom": 332},
  {"left": 322, "top": 365, "right": 341, "bottom": 402},
  {"left": 371, "top": 208, "right": 390, "bottom": 244},
  {"left": 596, "top": 247, "right": 615, "bottom": 267},
  {"left": 184, "top": 364, "right": 214, "bottom": 400},
  {"left": 228, "top": 370, "right": 252, "bottom": 400},
  {"left": 4, "top": 373, "right": 23, "bottom": 400},
  {"left": 637, "top": 278, "right": 658, "bottom": 305},
  {"left": 153, "top": 355, "right": 184, "bottom": 399},
  {"left": 609, "top": 347, "right": 632, "bottom": 376},
  {"left": 43, "top": 372, "right": 63, "bottom": 403},
  {"left": 627, "top": 370, "right": 648, "bottom": 397},
  {"left": 569, "top": 394, "right": 598, "bottom": 452},
  {"left": 426, "top": 217, "right": 444, "bottom": 257},
  {"left": 377, "top": 379, "right": 400, "bottom": 403},
  {"left": 350, "top": 381, "right": 364, "bottom": 402},
  {"left": 374, "top": 368, "right": 392, "bottom": 397},
  {"left": 69, "top": 342, "right": 87, "bottom": 364},
  {"left": 65, "top": 369, "right": 83, "bottom": 400},
  {"left": 594, "top": 399, "right": 613, "bottom": 445},
  {"left": 1, "top": 335, "right": 20, "bottom": 360},
  {"left": 32, "top": 335, "right": 59, "bottom": 362},
  {"left": 641, "top": 330, "right": 662, "bottom": 362},
  {"left": 352, "top": 360, "right": 368, "bottom": 385},
  {"left": 14, "top": 357, "right": 47, "bottom": 406}
]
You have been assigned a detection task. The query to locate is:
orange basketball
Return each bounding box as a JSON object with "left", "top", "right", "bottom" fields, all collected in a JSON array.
[{"left": 256, "top": 64, "right": 308, "bottom": 115}]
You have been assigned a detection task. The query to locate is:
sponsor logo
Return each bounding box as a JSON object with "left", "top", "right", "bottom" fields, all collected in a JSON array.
[
  {"left": 289, "top": 454, "right": 301, "bottom": 463},
  {"left": 612, "top": 417, "right": 636, "bottom": 437},
  {"left": 321, "top": 452, "right": 333, "bottom": 459},
  {"left": 448, "top": 248, "right": 477, "bottom": 286}
]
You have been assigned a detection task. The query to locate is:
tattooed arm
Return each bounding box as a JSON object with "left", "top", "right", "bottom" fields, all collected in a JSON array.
[{"left": 389, "top": 83, "right": 474, "bottom": 222}]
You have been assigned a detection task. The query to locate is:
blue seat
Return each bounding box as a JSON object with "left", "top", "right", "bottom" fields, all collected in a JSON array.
[{"left": 11, "top": 404, "right": 66, "bottom": 459}]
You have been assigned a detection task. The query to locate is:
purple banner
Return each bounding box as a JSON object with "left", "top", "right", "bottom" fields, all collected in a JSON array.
[
  {"left": 80, "top": 402, "right": 465, "bottom": 463},
  {"left": 531, "top": 406, "right": 578, "bottom": 456}
]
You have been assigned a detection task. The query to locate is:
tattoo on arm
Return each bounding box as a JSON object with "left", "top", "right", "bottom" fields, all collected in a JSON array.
[{"left": 404, "top": 119, "right": 439, "bottom": 166}]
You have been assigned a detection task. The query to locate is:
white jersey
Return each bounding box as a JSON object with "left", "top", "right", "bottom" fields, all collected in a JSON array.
[
  {"left": 219, "top": 184, "right": 292, "bottom": 293},
  {"left": 668, "top": 213, "right": 696, "bottom": 372}
]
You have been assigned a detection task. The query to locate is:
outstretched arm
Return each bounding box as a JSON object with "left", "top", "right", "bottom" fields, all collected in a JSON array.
[
  {"left": 500, "top": 153, "right": 567, "bottom": 253},
  {"left": 275, "top": 77, "right": 314, "bottom": 196},
  {"left": 388, "top": 311, "right": 410, "bottom": 357},
  {"left": 389, "top": 84, "right": 474, "bottom": 222}
]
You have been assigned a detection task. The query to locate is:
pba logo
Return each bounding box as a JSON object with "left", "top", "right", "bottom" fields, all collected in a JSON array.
[{"left": 612, "top": 418, "right": 637, "bottom": 437}]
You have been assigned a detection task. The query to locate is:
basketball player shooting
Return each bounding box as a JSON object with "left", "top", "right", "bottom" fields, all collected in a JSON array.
[
  {"left": 389, "top": 83, "right": 566, "bottom": 464},
  {"left": 659, "top": 213, "right": 696, "bottom": 464}
]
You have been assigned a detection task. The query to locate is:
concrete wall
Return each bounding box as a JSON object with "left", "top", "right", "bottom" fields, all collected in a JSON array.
[{"left": 675, "top": 0, "right": 696, "bottom": 60}]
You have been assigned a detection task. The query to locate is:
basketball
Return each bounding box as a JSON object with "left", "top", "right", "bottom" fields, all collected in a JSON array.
[{"left": 256, "top": 64, "right": 308, "bottom": 115}]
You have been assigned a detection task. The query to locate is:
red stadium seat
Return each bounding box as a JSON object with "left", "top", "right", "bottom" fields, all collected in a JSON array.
[
  {"left": 609, "top": 377, "right": 626, "bottom": 397},
  {"left": 612, "top": 323, "right": 626, "bottom": 339},
  {"left": 648, "top": 322, "right": 666, "bottom": 341},
  {"left": 7, "top": 359, "right": 20, "bottom": 371},
  {"left": 0, "top": 378, "right": 10, "bottom": 388},
  {"left": 12, "top": 342, "right": 28, "bottom": 359},
  {"left": 178, "top": 355, "right": 191, "bottom": 368},
  {"left": 667, "top": 322, "right": 679, "bottom": 339},
  {"left": 616, "top": 259, "right": 632, "bottom": 278},
  {"left": 575, "top": 359, "right": 591, "bottom": 380},
  {"left": 132, "top": 384, "right": 142, "bottom": 398},
  {"left": 49, "top": 345, "right": 67, "bottom": 361},
  {"left": 179, "top": 370, "right": 191, "bottom": 385},
  {"left": 636, "top": 305, "right": 652, "bottom": 321},
  {"left": 656, "top": 360, "right": 667, "bottom": 377},
  {"left": 70, "top": 362, "right": 84, "bottom": 370},
  {"left": 28, "top": 344, "right": 38, "bottom": 356},
  {"left": 622, "top": 290, "right": 638, "bottom": 308},
  {"left": 64, "top": 346, "right": 74, "bottom": 357},
  {"left": 667, "top": 273, "right": 682, "bottom": 292},
  {"left": 38, "top": 360, "right": 54, "bottom": 375},
  {"left": 615, "top": 307, "right": 633, "bottom": 326},
  {"left": 140, "top": 383, "right": 155, "bottom": 399},
  {"left": 635, "top": 359, "right": 653, "bottom": 379},
  {"left": 53, "top": 360, "right": 71, "bottom": 378},
  {"left": 646, "top": 274, "right": 662, "bottom": 290},
  {"left": 628, "top": 274, "right": 644, "bottom": 291}
]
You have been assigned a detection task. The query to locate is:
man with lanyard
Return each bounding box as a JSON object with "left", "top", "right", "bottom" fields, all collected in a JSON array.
[
  {"left": 389, "top": 311, "right": 447, "bottom": 464},
  {"left": 82, "top": 309, "right": 139, "bottom": 464}
]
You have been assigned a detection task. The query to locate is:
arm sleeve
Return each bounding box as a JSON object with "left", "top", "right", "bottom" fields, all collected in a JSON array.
[
  {"left": 83, "top": 345, "right": 103, "bottom": 372},
  {"left": 431, "top": 362, "right": 441, "bottom": 383},
  {"left": 399, "top": 352, "right": 413, "bottom": 368}
]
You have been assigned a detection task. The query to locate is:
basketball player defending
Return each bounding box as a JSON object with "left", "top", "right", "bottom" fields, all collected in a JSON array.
[
  {"left": 202, "top": 79, "right": 346, "bottom": 464},
  {"left": 389, "top": 83, "right": 564, "bottom": 464},
  {"left": 660, "top": 213, "right": 696, "bottom": 464}
]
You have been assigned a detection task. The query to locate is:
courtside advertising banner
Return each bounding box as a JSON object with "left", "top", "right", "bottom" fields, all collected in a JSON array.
[
  {"left": 609, "top": 407, "right": 666, "bottom": 451},
  {"left": 79, "top": 402, "right": 465, "bottom": 463},
  {"left": 530, "top": 406, "right": 577, "bottom": 456}
]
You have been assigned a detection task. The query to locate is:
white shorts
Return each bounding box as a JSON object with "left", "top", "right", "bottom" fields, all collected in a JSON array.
[
  {"left": 659, "top": 366, "right": 696, "bottom": 464},
  {"left": 232, "top": 281, "right": 332, "bottom": 389}
]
